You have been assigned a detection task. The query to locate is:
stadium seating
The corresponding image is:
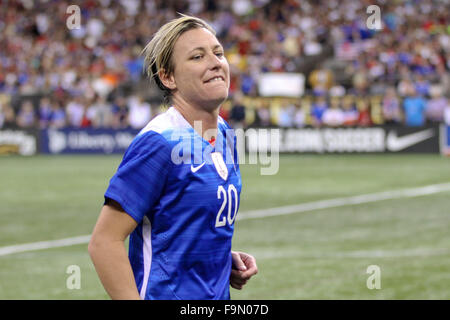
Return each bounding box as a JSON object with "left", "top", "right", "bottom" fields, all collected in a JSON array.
[{"left": 0, "top": 0, "right": 448, "bottom": 130}]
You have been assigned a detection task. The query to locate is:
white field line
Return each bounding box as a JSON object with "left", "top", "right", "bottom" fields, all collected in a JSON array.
[
  {"left": 0, "top": 235, "right": 91, "bottom": 257},
  {"left": 1, "top": 182, "right": 450, "bottom": 257},
  {"left": 237, "top": 182, "right": 450, "bottom": 221},
  {"left": 254, "top": 247, "right": 450, "bottom": 260}
]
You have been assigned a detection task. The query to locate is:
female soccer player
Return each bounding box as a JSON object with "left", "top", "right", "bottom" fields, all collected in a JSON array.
[{"left": 88, "top": 15, "right": 258, "bottom": 300}]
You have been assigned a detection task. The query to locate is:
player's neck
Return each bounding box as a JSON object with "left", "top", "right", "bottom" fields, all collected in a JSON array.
[{"left": 172, "top": 99, "right": 219, "bottom": 142}]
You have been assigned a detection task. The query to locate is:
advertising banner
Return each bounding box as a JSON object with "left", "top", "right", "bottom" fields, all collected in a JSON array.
[
  {"left": 244, "top": 125, "right": 440, "bottom": 154},
  {"left": 40, "top": 128, "right": 140, "bottom": 154},
  {"left": 0, "top": 129, "right": 39, "bottom": 156},
  {"left": 12, "top": 125, "right": 444, "bottom": 155}
]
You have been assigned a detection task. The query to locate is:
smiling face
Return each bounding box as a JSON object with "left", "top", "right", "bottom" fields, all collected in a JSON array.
[{"left": 161, "top": 27, "right": 230, "bottom": 112}]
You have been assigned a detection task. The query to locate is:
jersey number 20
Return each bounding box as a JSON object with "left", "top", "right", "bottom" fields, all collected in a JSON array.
[{"left": 215, "top": 184, "right": 238, "bottom": 227}]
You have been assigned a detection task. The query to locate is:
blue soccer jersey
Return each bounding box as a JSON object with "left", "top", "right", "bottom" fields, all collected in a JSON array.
[{"left": 104, "top": 106, "right": 241, "bottom": 300}]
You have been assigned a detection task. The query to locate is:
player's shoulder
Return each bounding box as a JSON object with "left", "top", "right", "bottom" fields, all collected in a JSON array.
[
  {"left": 136, "top": 106, "right": 194, "bottom": 144},
  {"left": 139, "top": 106, "right": 190, "bottom": 136},
  {"left": 121, "top": 131, "right": 170, "bottom": 167},
  {"left": 126, "top": 108, "right": 182, "bottom": 154}
]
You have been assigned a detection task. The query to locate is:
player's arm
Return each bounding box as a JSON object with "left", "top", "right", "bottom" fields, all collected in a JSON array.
[{"left": 88, "top": 199, "right": 140, "bottom": 300}]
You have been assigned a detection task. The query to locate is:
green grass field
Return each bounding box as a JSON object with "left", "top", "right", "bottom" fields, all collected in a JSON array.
[{"left": 0, "top": 154, "right": 449, "bottom": 299}]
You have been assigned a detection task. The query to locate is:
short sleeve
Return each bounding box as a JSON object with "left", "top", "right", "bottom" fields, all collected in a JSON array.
[{"left": 104, "top": 131, "right": 172, "bottom": 224}]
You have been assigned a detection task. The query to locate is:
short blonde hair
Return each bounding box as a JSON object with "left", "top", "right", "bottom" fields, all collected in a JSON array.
[{"left": 142, "top": 14, "right": 216, "bottom": 103}]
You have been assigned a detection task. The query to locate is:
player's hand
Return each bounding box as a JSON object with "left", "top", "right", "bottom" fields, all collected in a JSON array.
[{"left": 230, "top": 251, "right": 258, "bottom": 290}]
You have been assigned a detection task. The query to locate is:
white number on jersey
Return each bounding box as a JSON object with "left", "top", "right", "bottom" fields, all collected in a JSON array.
[{"left": 215, "top": 184, "right": 238, "bottom": 228}]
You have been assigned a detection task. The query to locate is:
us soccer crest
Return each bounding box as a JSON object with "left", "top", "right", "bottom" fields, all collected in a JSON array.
[{"left": 211, "top": 152, "right": 228, "bottom": 181}]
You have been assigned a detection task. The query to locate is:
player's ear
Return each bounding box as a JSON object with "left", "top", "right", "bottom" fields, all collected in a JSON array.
[{"left": 158, "top": 68, "right": 176, "bottom": 91}]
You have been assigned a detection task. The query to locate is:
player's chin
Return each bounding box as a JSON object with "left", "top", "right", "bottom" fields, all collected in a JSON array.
[
  {"left": 208, "top": 89, "right": 228, "bottom": 102},
  {"left": 202, "top": 93, "right": 228, "bottom": 111}
]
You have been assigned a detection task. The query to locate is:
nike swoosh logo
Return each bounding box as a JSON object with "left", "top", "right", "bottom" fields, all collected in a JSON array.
[
  {"left": 191, "top": 162, "right": 206, "bottom": 173},
  {"left": 386, "top": 129, "right": 435, "bottom": 152}
]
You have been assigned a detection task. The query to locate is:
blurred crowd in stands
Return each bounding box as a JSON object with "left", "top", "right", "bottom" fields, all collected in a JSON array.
[{"left": 0, "top": 0, "right": 449, "bottom": 130}]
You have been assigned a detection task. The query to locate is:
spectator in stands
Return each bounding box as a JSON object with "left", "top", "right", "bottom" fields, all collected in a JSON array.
[
  {"left": 397, "top": 77, "right": 414, "bottom": 98},
  {"left": 278, "top": 103, "right": 295, "bottom": 128},
  {"left": 38, "top": 97, "right": 53, "bottom": 129},
  {"left": 341, "top": 96, "right": 359, "bottom": 126},
  {"left": 329, "top": 85, "right": 346, "bottom": 98},
  {"left": 403, "top": 87, "right": 427, "bottom": 127},
  {"left": 240, "top": 72, "right": 257, "bottom": 96},
  {"left": 382, "top": 87, "right": 402, "bottom": 125},
  {"left": 49, "top": 101, "right": 66, "bottom": 129},
  {"left": 0, "top": 103, "right": 16, "bottom": 128},
  {"left": 413, "top": 74, "right": 430, "bottom": 97},
  {"left": 293, "top": 103, "right": 306, "bottom": 128},
  {"left": 352, "top": 68, "right": 369, "bottom": 96},
  {"left": 322, "top": 97, "right": 344, "bottom": 127},
  {"left": 80, "top": 104, "right": 93, "bottom": 128},
  {"left": 311, "top": 94, "right": 328, "bottom": 127},
  {"left": 128, "top": 95, "right": 152, "bottom": 129},
  {"left": 308, "top": 68, "right": 334, "bottom": 96},
  {"left": 88, "top": 95, "right": 113, "bottom": 128},
  {"left": 111, "top": 96, "right": 129, "bottom": 129},
  {"left": 16, "top": 101, "right": 36, "bottom": 128},
  {"left": 356, "top": 97, "right": 372, "bottom": 127},
  {"left": 125, "top": 47, "right": 145, "bottom": 83},
  {"left": 299, "top": 96, "right": 312, "bottom": 126},
  {"left": 66, "top": 96, "right": 86, "bottom": 128},
  {"left": 229, "top": 92, "right": 246, "bottom": 129},
  {"left": 425, "top": 86, "right": 448, "bottom": 124},
  {"left": 255, "top": 100, "right": 271, "bottom": 127}
]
